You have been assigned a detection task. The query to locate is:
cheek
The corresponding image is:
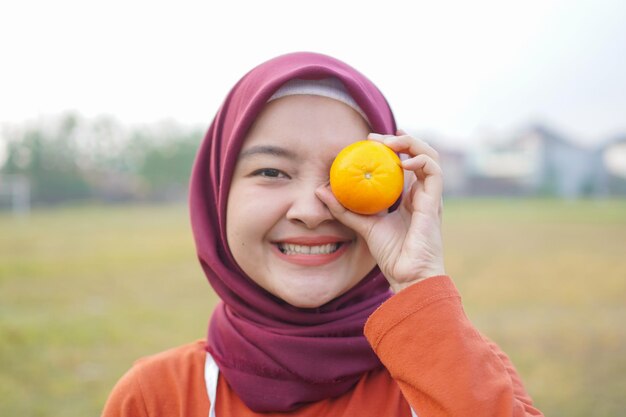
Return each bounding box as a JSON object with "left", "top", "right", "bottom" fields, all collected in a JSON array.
[
  {"left": 226, "top": 188, "right": 254, "bottom": 249},
  {"left": 226, "top": 185, "right": 285, "bottom": 250},
  {"left": 356, "top": 241, "right": 377, "bottom": 272}
]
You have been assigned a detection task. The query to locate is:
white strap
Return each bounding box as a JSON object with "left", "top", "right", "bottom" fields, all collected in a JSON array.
[
  {"left": 204, "top": 352, "right": 418, "bottom": 417},
  {"left": 204, "top": 352, "right": 219, "bottom": 417}
]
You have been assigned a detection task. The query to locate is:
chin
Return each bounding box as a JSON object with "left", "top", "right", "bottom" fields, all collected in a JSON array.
[
  {"left": 289, "top": 299, "right": 329, "bottom": 309},
  {"left": 281, "top": 289, "right": 337, "bottom": 309}
]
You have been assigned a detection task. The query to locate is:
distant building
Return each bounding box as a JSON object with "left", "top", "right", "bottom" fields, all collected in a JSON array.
[
  {"left": 405, "top": 125, "right": 625, "bottom": 198},
  {"left": 600, "top": 136, "right": 626, "bottom": 195},
  {"left": 438, "top": 147, "right": 468, "bottom": 196},
  {"left": 466, "top": 125, "right": 602, "bottom": 198}
]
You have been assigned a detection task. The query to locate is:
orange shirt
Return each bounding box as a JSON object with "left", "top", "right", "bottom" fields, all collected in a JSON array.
[{"left": 101, "top": 276, "right": 543, "bottom": 417}]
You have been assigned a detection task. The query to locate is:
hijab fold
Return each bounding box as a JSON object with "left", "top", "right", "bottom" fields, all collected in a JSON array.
[{"left": 189, "top": 51, "right": 397, "bottom": 412}]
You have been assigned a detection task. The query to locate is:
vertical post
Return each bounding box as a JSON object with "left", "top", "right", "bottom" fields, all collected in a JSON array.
[{"left": 12, "top": 175, "right": 30, "bottom": 216}]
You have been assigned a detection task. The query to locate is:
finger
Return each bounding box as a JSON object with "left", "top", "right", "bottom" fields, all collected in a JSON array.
[
  {"left": 315, "top": 185, "right": 378, "bottom": 236},
  {"left": 378, "top": 134, "right": 439, "bottom": 162},
  {"left": 402, "top": 179, "right": 420, "bottom": 211},
  {"left": 438, "top": 196, "right": 444, "bottom": 223},
  {"left": 367, "top": 132, "right": 388, "bottom": 144},
  {"left": 401, "top": 154, "right": 443, "bottom": 199},
  {"left": 403, "top": 180, "right": 443, "bottom": 225}
]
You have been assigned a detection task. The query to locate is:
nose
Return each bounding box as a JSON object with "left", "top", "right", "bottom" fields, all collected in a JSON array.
[{"left": 286, "top": 183, "right": 334, "bottom": 229}]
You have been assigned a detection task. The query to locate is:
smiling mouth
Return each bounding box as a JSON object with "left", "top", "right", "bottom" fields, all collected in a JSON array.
[{"left": 277, "top": 242, "right": 342, "bottom": 255}]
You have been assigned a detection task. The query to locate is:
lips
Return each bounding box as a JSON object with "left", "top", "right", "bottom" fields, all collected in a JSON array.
[{"left": 271, "top": 236, "right": 351, "bottom": 266}]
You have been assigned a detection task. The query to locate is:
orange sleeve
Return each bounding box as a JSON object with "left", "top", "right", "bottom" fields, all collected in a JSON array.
[
  {"left": 101, "top": 367, "right": 148, "bottom": 417},
  {"left": 364, "top": 276, "right": 544, "bottom": 417}
]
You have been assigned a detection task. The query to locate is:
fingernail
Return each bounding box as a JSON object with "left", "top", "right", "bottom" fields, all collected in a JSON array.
[{"left": 368, "top": 133, "right": 383, "bottom": 139}]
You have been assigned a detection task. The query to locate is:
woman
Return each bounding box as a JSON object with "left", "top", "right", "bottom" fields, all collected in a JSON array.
[{"left": 102, "top": 51, "right": 543, "bottom": 416}]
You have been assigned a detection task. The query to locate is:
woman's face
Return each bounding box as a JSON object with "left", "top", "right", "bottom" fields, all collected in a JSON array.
[{"left": 226, "top": 95, "right": 377, "bottom": 308}]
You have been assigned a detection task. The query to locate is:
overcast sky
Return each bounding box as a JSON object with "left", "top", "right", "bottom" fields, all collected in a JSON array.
[{"left": 1, "top": 0, "right": 625, "bottom": 150}]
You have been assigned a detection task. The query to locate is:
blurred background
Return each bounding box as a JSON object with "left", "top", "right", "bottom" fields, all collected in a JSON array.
[{"left": 1, "top": 0, "right": 625, "bottom": 416}]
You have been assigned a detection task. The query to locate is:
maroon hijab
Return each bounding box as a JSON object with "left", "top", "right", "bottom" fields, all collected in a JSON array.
[{"left": 189, "top": 52, "right": 397, "bottom": 412}]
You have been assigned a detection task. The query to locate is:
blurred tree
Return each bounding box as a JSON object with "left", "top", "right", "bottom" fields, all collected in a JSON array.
[
  {"left": 132, "top": 126, "right": 202, "bottom": 201},
  {"left": 1, "top": 113, "right": 91, "bottom": 204},
  {"left": 0, "top": 113, "right": 204, "bottom": 205}
]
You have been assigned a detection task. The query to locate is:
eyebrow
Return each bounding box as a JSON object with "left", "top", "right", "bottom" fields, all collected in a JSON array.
[{"left": 238, "top": 145, "right": 299, "bottom": 160}]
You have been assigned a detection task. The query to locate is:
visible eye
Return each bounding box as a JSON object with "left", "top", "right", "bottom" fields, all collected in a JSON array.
[{"left": 251, "top": 168, "right": 290, "bottom": 179}]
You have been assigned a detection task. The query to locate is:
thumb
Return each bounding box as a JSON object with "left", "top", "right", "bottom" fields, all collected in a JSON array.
[{"left": 315, "top": 185, "right": 375, "bottom": 237}]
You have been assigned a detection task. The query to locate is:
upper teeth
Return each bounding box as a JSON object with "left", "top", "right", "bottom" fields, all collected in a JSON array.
[{"left": 279, "top": 243, "right": 339, "bottom": 255}]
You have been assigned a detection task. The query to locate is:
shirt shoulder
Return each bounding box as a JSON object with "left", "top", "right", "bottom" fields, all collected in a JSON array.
[{"left": 101, "top": 340, "right": 209, "bottom": 417}]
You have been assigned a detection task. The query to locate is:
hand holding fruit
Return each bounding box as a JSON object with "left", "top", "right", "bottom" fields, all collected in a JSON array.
[{"left": 316, "top": 130, "right": 445, "bottom": 293}]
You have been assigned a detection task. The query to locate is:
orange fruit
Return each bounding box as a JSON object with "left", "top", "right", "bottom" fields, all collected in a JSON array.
[{"left": 330, "top": 140, "right": 404, "bottom": 215}]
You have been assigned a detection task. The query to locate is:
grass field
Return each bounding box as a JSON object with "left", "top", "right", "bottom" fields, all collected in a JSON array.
[{"left": 0, "top": 199, "right": 625, "bottom": 416}]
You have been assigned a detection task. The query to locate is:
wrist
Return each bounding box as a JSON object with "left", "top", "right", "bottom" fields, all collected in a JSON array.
[{"left": 388, "top": 270, "right": 447, "bottom": 294}]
